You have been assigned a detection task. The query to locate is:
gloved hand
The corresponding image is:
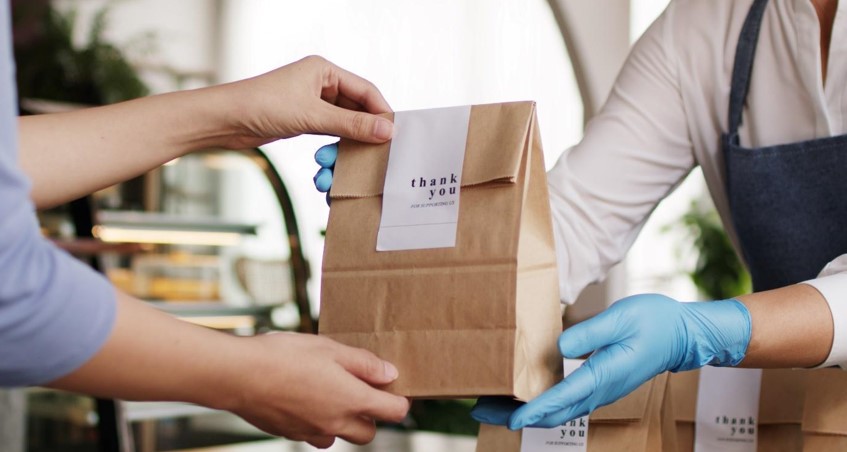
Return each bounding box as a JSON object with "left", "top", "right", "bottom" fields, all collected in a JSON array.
[
  {"left": 471, "top": 293, "right": 752, "bottom": 429},
  {"left": 314, "top": 143, "right": 338, "bottom": 205}
]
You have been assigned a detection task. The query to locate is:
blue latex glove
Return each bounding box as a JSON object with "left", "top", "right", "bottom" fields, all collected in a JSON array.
[
  {"left": 314, "top": 143, "right": 338, "bottom": 205},
  {"left": 471, "top": 293, "right": 752, "bottom": 429}
]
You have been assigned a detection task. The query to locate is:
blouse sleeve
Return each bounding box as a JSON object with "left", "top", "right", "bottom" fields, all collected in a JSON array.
[
  {"left": 0, "top": 1, "right": 116, "bottom": 387},
  {"left": 804, "top": 256, "right": 847, "bottom": 369},
  {"left": 548, "top": 2, "right": 696, "bottom": 303}
]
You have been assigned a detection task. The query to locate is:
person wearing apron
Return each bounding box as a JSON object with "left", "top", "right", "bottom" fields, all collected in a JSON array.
[
  {"left": 313, "top": 0, "right": 846, "bottom": 428},
  {"left": 468, "top": 0, "right": 845, "bottom": 428}
]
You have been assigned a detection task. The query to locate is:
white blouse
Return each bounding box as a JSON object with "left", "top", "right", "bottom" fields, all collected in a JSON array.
[{"left": 547, "top": 0, "right": 847, "bottom": 368}]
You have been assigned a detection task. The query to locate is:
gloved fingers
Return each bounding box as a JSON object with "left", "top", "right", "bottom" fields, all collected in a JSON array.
[
  {"left": 315, "top": 143, "right": 339, "bottom": 168},
  {"left": 522, "top": 398, "right": 593, "bottom": 429},
  {"left": 508, "top": 364, "right": 595, "bottom": 430},
  {"left": 558, "top": 308, "right": 625, "bottom": 359},
  {"left": 470, "top": 396, "right": 524, "bottom": 425},
  {"left": 314, "top": 167, "right": 334, "bottom": 193}
]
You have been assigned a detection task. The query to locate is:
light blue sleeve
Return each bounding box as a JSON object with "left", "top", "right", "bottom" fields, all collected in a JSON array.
[{"left": 0, "top": 2, "right": 116, "bottom": 387}]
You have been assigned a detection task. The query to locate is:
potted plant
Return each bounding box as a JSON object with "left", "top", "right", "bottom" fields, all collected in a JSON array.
[{"left": 672, "top": 197, "right": 751, "bottom": 300}]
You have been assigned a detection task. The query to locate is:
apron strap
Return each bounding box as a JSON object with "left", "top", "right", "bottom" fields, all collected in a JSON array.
[{"left": 726, "top": 0, "right": 770, "bottom": 142}]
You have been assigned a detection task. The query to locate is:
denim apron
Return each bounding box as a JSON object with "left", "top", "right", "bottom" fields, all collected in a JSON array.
[{"left": 724, "top": 0, "right": 847, "bottom": 291}]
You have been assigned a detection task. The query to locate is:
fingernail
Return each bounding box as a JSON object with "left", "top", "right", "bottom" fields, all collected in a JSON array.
[
  {"left": 384, "top": 361, "right": 399, "bottom": 380},
  {"left": 373, "top": 118, "right": 393, "bottom": 141}
]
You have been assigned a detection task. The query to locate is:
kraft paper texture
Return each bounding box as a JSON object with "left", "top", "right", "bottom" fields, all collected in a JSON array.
[{"left": 320, "top": 101, "right": 563, "bottom": 399}]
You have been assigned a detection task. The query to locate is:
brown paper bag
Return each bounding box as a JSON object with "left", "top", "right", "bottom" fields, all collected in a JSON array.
[
  {"left": 668, "top": 369, "right": 806, "bottom": 452},
  {"left": 475, "top": 373, "right": 675, "bottom": 452},
  {"left": 319, "top": 101, "right": 562, "bottom": 399},
  {"left": 801, "top": 369, "right": 847, "bottom": 451}
]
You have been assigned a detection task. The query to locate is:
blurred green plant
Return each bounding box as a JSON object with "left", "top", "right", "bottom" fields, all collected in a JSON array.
[
  {"left": 407, "top": 399, "right": 479, "bottom": 436},
  {"left": 671, "top": 198, "right": 751, "bottom": 300},
  {"left": 375, "top": 399, "right": 479, "bottom": 437},
  {"left": 13, "top": 1, "right": 149, "bottom": 105}
]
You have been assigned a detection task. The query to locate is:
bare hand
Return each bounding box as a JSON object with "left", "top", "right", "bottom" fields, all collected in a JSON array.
[
  {"left": 230, "top": 333, "right": 409, "bottom": 448},
  {"left": 216, "top": 55, "right": 394, "bottom": 149},
  {"left": 45, "top": 295, "right": 407, "bottom": 450}
]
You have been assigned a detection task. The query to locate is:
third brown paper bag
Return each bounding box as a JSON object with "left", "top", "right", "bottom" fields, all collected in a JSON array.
[
  {"left": 319, "top": 101, "right": 562, "bottom": 399},
  {"left": 801, "top": 369, "right": 847, "bottom": 451},
  {"left": 667, "top": 369, "right": 806, "bottom": 452}
]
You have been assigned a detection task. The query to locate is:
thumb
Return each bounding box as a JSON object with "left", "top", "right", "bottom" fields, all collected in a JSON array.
[
  {"left": 334, "top": 344, "right": 399, "bottom": 386},
  {"left": 315, "top": 103, "right": 393, "bottom": 143}
]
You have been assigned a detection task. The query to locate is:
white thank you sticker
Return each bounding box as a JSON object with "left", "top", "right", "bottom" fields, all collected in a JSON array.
[
  {"left": 377, "top": 105, "right": 471, "bottom": 251},
  {"left": 694, "top": 367, "right": 762, "bottom": 452},
  {"left": 520, "top": 359, "right": 588, "bottom": 452}
]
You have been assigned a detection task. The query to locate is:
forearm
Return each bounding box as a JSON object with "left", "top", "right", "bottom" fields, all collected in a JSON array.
[
  {"left": 45, "top": 289, "right": 410, "bottom": 446},
  {"left": 18, "top": 85, "right": 241, "bottom": 209},
  {"left": 481, "top": 283, "right": 837, "bottom": 429},
  {"left": 20, "top": 57, "right": 396, "bottom": 210},
  {"left": 737, "top": 283, "right": 833, "bottom": 368},
  {"left": 46, "top": 290, "right": 250, "bottom": 411}
]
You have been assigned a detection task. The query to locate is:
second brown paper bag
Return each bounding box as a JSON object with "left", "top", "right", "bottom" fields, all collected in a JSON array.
[
  {"left": 802, "top": 369, "right": 847, "bottom": 451},
  {"left": 320, "top": 101, "right": 562, "bottom": 399},
  {"left": 668, "top": 369, "right": 806, "bottom": 452},
  {"left": 475, "top": 374, "right": 675, "bottom": 452}
]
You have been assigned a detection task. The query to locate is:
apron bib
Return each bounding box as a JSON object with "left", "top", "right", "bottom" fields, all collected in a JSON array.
[{"left": 724, "top": 0, "right": 847, "bottom": 291}]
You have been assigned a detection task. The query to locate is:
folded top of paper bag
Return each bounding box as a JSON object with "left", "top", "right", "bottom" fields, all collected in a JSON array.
[{"left": 331, "top": 102, "right": 535, "bottom": 199}]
